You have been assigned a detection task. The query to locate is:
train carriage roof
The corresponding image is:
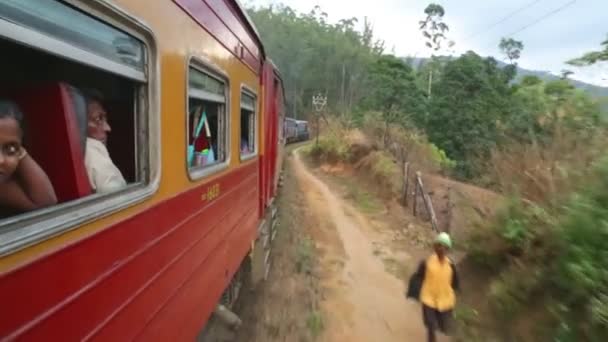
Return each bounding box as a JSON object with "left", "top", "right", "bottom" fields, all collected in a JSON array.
[{"left": 228, "top": 0, "right": 266, "bottom": 59}]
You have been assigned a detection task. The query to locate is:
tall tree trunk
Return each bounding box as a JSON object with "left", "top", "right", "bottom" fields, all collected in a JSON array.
[
  {"left": 427, "top": 69, "right": 433, "bottom": 98},
  {"left": 348, "top": 74, "right": 354, "bottom": 112},
  {"left": 384, "top": 119, "right": 390, "bottom": 148},
  {"left": 293, "top": 81, "right": 297, "bottom": 119},
  {"left": 340, "top": 62, "right": 346, "bottom": 111}
]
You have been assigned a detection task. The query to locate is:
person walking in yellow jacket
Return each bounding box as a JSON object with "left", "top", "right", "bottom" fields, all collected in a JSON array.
[{"left": 407, "top": 232, "right": 460, "bottom": 342}]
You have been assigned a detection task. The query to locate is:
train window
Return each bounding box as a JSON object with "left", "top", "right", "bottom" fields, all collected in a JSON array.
[
  {"left": 240, "top": 91, "right": 256, "bottom": 159},
  {"left": 0, "top": 0, "right": 158, "bottom": 254},
  {"left": 187, "top": 65, "right": 228, "bottom": 176}
]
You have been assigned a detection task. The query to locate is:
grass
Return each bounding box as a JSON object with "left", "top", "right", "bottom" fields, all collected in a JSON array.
[
  {"left": 381, "top": 257, "right": 410, "bottom": 280},
  {"left": 295, "top": 237, "right": 314, "bottom": 274},
  {"left": 350, "top": 187, "right": 384, "bottom": 214},
  {"left": 453, "top": 305, "right": 483, "bottom": 342},
  {"left": 332, "top": 176, "right": 384, "bottom": 214},
  {"left": 307, "top": 133, "right": 351, "bottom": 163},
  {"left": 306, "top": 310, "right": 325, "bottom": 338}
]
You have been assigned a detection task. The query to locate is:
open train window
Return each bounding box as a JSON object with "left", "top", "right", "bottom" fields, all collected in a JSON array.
[
  {"left": 0, "top": 0, "right": 158, "bottom": 254},
  {"left": 240, "top": 90, "right": 257, "bottom": 159},
  {"left": 187, "top": 63, "right": 229, "bottom": 178}
]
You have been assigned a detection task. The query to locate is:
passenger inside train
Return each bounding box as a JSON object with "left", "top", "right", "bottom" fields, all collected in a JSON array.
[
  {"left": 82, "top": 89, "right": 127, "bottom": 193},
  {"left": 0, "top": 101, "right": 57, "bottom": 218},
  {"left": 0, "top": 13, "right": 141, "bottom": 222}
]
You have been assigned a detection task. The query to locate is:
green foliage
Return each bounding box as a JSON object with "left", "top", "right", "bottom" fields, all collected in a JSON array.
[
  {"left": 567, "top": 35, "right": 608, "bottom": 66},
  {"left": 419, "top": 4, "right": 453, "bottom": 98},
  {"left": 419, "top": 3, "right": 451, "bottom": 52},
  {"left": 247, "top": 5, "right": 384, "bottom": 115},
  {"left": 306, "top": 310, "right": 324, "bottom": 337},
  {"left": 520, "top": 75, "right": 543, "bottom": 86},
  {"left": 498, "top": 37, "right": 524, "bottom": 64},
  {"left": 308, "top": 133, "right": 351, "bottom": 163},
  {"left": 428, "top": 143, "right": 456, "bottom": 171},
  {"left": 470, "top": 156, "right": 608, "bottom": 339},
  {"left": 488, "top": 265, "right": 544, "bottom": 320},
  {"left": 295, "top": 237, "right": 314, "bottom": 274},
  {"left": 362, "top": 55, "right": 427, "bottom": 128},
  {"left": 505, "top": 78, "right": 602, "bottom": 144},
  {"left": 369, "top": 151, "right": 398, "bottom": 183},
  {"left": 453, "top": 305, "right": 484, "bottom": 342},
  {"left": 425, "top": 51, "right": 514, "bottom": 178}
]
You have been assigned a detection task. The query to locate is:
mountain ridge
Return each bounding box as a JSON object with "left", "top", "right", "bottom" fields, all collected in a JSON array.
[{"left": 405, "top": 57, "right": 608, "bottom": 98}]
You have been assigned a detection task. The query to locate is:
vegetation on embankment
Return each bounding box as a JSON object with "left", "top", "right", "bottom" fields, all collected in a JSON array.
[
  {"left": 248, "top": 2, "right": 608, "bottom": 340},
  {"left": 464, "top": 155, "right": 608, "bottom": 341}
]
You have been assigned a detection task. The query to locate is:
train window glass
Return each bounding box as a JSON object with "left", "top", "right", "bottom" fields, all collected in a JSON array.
[
  {"left": 0, "top": 0, "right": 156, "bottom": 255},
  {"left": 0, "top": 0, "right": 145, "bottom": 72},
  {"left": 188, "top": 66, "right": 228, "bottom": 174},
  {"left": 240, "top": 91, "right": 256, "bottom": 159}
]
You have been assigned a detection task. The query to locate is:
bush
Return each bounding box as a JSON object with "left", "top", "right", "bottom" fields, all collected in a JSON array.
[
  {"left": 308, "top": 133, "right": 351, "bottom": 163},
  {"left": 469, "top": 155, "right": 608, "bottom": 340},
  {"left": 551, "top": 156, "right": 608, "bottom": 339},
  {"left": 429, "top": 143, "right": 456, "bottom": 172}
]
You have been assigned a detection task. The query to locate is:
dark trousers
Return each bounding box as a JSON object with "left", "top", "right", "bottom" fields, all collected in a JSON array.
[{"left": 422, "top": 304, "right": 452, "bottom": 342}]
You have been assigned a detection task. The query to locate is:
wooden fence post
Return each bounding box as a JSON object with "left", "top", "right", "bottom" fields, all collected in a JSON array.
[
  {"left": 416, "top": 171, "right": 439, "bottom": 232},
  {"left": 413, "top": 174, "right": 419, "bottom": 217},
  {"left": 401, "top": 162, "right": 410, "bottom": 206}
]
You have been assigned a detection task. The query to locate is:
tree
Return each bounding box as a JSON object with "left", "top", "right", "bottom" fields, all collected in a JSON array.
[
  {"left": 425, "top": 51, "right": 515, "bottom": 177},
  {"left": 247, "top": 4, "right": 384, "bottom": 117},
  {"left": 520, "top": 75, "right": 542, "bottom": 86},
  {"left": 567, "top": 35, "right": 608, "bottom": 66},
  {"left": 499, "top": 37, "right": 524, "bottom": 65},
  {"left": 364, "top": 55, "right": 426, "bottom": 146},
  {"left": 560, "top": 69, "right": 574, "bottom": 80},
  {"left": 419, "top": 3, "right": 453, "bottom": 97}
]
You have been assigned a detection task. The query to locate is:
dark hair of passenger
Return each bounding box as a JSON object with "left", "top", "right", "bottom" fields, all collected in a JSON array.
[
  {"left": 0, "top": 100, "right": 25, "bottom": 135},
  {"left": 81, "top": 88, "right": 105, "bottom": 108}
]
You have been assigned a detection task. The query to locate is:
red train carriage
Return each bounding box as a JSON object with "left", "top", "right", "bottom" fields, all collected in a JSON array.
[{"left": 0, "top": 0, "right": 285, "bottom": 340}]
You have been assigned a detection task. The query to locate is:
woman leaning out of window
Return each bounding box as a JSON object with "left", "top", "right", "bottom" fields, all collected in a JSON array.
[{"left": 0, "top": 100, "right": 57, "bottom": 217}]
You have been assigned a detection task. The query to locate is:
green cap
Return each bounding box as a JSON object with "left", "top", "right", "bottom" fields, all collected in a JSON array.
[{"left": 435, "top": 232, "right": 452, "bottom": 249}]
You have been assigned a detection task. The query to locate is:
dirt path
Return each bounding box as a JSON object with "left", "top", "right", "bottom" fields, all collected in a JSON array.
[{"left": 292, "top": 149, "right": 427, "bottom": 342}]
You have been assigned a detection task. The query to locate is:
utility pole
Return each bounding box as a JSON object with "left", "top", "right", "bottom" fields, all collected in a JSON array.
[
  {"left": 340, "top": 62, "right": 346, "bottom": 111},
  {"left": 293, "top": 81, "right": 297, "bottom": 119},
  {"left": 312, "top": 93, "right": 328, "bottom": 146}
]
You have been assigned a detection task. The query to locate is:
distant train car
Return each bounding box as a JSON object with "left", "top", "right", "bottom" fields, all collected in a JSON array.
[
  {"left": 284, "top": 117, "right": 309, "bottom": 143},
  {"left": 295, "top": 120, "right": 310, "bottom": 141},
  {"left": 284, "top": 117, "right": 297, "bottom": 143}
]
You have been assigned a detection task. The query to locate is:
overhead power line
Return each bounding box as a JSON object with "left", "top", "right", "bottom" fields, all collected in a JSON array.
[
  {"left": 482, "top": 0, "right": 577, "bottom": 49},
  {"left": 503, "top": 0, "right": 577, "bottom": 38},
  {"left": 464, "top": 0, "right": 544, "bottom": 41}
]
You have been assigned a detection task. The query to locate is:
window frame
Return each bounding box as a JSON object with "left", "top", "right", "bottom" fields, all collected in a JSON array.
[
  {"left": 0, "top": 0, "right": 161, "bottom": 256},
  {"left": 239, "top": 85, "right": 258, "bottom": 161},
  {"left": 186, "top": 56, "right": 231, "bottom": 181}
]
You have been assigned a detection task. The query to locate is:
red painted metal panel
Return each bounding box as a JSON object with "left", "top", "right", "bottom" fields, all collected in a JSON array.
[
  {"left": 260, "top": 62, "right": 280, "bottom": 210},
  {"left": 205, "top": 0, "right": 260, "bottom": 58},
  {"left": 133, "top": 211, "right": 258, "bottom": 342},
  {"left": 173, "top": 0, "right": 262, "bottom": 73},
  {"left": 0, "top": 162, "right": 259, "bottom": 340}
]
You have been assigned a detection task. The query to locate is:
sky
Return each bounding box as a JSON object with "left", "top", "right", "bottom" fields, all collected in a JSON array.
[{"left": 247, "top": 0, "right": 608, "bottom": 86}]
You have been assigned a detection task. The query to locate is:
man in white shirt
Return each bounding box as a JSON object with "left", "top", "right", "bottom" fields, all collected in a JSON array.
[{"left": 83, "top": 90, "right": 126, "bottom": 193}]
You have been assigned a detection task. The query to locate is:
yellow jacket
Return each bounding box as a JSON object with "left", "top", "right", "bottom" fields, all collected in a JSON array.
[{"left": 419, "top": 254, "right": 458, "bottom": 311}]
